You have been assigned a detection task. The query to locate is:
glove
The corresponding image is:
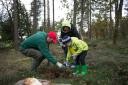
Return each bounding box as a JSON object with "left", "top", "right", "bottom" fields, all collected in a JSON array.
[
  {"left": 70, "top": 62, "right": 76, "bottom": 68},
  {"left": 56, "top": 62, "right": 65, "bottom": 68},
  {"left": 70, "top": 64, "right": 75, "bottom": 68},
  {"left": 60, "top": 43, "right": 66, "bottom": 47},
  {"left": 72, "top": 54, "right": 77, "bottom": 60},
  {"left": 58, "top": 38, "right": 62, "bottom": 42},
  {"left": 63, "top": 61, "right": 70, "bottom": 67}
]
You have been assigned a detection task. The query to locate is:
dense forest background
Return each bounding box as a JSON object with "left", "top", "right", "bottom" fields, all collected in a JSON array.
[{"left": 0, "top": 0, "right": 128, "bottom": 47}]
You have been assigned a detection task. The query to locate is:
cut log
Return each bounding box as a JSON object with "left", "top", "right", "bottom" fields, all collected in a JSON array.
[
  {"left": 15, "top": 78, "right": 72, "bottom": 85},
  {"left": 15, "top": 78, "right": 51, "bottom": 85}
]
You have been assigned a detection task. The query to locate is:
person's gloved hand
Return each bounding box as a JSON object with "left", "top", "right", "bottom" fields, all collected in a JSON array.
[
  {"left": 56, "top": 62, "right": 65, "bottom": 68},
  {"left": 63, "top": 61, "right": 70, "bottom": 67},
  {"left": 70, "top": 64, "right": 75, "bottom": 68},
  {"left": 62, "top": 44, "right": 66, "bottom": 47},
  {"left": 72, "top": 54, "right": 77, "bottom": 60}
]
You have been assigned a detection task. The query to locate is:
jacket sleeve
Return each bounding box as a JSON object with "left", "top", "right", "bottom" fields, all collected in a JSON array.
[
  {"left": 74, "top": 40, "right": 84, "bottom": 55},
  {"left": 38, "top": 42, "right": 57, "bottom": 65}
]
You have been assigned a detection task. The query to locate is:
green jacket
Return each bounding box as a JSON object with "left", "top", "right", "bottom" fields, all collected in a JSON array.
[
  {"left": 20, "top": 31, "right": 57, "bottom": 64},
  {"left": 66, "top": 37, "right": 88, "bottom": 62}
]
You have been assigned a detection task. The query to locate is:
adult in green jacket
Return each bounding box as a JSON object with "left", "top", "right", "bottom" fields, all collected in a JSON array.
[
  {"left": 62, "top": 36, "right": 88, "bottom": 76},
  {"left": 20, "top": 31, "right": 64, "bottom": 71}
]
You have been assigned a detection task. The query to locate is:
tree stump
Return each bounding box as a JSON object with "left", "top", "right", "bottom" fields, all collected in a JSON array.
[{"left": 15, "top": 78, "right": 52, "bottom": 85}]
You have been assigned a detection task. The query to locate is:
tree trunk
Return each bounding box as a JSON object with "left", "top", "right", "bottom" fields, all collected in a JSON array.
[
  {"left": 88, "top": 0, "right": 92, "bottom": 40},
  {"left": 47, "top": 0, "right": 50, "bottom": 28},
  {"left": 33, "top": 0, "right": 38, "bottom": 33},
  {"left": 73, "top": 0, "right": 77, "bottom": 26},
  {"left": 80, "top": 0, "right": 85, "bottom": 40},
  {"left": 43, "top": 0, "right": 46, "bottom": 31},
  {"left": 109, "top": 0, "right": 113, "bottom": 39},
  {"left": 13, "top": 0, "right": 19, "bottom": 49},
  {"left": 113, "top": 0, "right": 124, "bottom": 44},
  {"left": 53, "top": 0, "right": 55, "bottom": 29}
]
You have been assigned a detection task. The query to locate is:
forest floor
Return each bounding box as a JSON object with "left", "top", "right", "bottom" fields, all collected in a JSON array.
[{"left": 0, "top": 39, "right": 128, "bottom": 85}]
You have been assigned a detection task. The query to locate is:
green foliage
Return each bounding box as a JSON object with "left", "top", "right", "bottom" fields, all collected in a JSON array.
[
  {"left": 0, "top": 40, "right": 13, "bottom": 49},
  {"left": 30, "top": 0, "right": 42, "bottom": 19},
  {"left": 0, "top": 19, "right": 13, "bottom": 40},
  {"left": 0, "top": 0, "right": 31, "bottom": 41},
  {"left": 16, "top": 2, "right": 31, "bottom": 38}
]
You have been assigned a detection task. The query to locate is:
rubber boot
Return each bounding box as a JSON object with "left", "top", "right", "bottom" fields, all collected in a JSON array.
[
  {"left": 73, "top": 65, "right": 81, "bottom": 75},
  {"left": 80, "top": 65, "right": 88, "bottom": 76}
]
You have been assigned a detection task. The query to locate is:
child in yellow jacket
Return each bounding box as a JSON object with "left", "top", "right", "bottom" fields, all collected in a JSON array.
[{"left": 62, "top": 36, "right": 88, "bottom": 76}]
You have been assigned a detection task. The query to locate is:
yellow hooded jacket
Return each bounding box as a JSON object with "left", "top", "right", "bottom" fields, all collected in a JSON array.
[{"left": 66, "top": 37, "right": 88, "bottom": 62}]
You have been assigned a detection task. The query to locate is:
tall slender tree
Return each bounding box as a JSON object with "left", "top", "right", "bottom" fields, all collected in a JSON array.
[
  {"left": 47, "top": 0, "right": 50, "bottom": 28},
  {"left": 109, "top": 0, "right": 113, "bottom": 39},
  {"left": 31, "top": 0, "right": 41, "bottom": 33},
  {"left": 73, "top": 0, "right": 77, "bottom": 26},
  {"left": 113, "top": 0, "right": 124, "bottom": 44},
  {"left": 53, "top": 0, "right": 55, "bottom": 28},
  {"left": 88, "top": 0, "right": 92, "bottom": 39},
  {"left": 32, "top": 0, "right": 38, "bottom": 33},
  {"left": 43, "top": 0, "right": 46, "bottom": 30},
  {"left": 13, "top": 0, "right": 19, "bottom": 49},
  {"left": 79, "top": 0, "right": 85, "bottom": 40}
]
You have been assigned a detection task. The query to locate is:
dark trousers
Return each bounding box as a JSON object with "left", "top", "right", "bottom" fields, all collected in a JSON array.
[
  {"left": 75, "top": 51, "right": 87, "bottom": 65},
  {"left": 20, "top": 48, "right": 45, "bottom": 71},
  {"left": 62, "top": 46, "right": 68, "bottom": 58}
]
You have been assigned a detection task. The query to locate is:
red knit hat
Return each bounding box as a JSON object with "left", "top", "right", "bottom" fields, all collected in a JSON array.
[{"left": 48, "top": 31, "right": 57, "bottom": 44}]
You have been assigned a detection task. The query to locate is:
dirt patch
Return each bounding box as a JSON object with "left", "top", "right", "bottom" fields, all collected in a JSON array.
[{"left": 39, "top": 67, "right": 72, "bottom": 79}]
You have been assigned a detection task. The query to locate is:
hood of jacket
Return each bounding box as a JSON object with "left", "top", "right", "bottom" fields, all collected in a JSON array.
[{"left": 62, "top": 20, "right": 71, "bottom": 28}]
